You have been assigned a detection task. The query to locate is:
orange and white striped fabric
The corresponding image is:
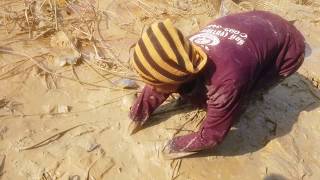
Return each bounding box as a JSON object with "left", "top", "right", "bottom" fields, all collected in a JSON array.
[{"left": 131, "top": 19, "right": 207, "bottom": 85}]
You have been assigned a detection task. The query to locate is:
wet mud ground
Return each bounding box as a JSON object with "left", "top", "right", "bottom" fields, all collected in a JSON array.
[{"left": 0, "top": 0, "right": 320, "bottom": 179}]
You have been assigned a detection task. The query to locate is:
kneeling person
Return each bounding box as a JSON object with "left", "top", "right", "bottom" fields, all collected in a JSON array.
[{"left": 129, "top": 11, "right": 305, "bottom": 158}]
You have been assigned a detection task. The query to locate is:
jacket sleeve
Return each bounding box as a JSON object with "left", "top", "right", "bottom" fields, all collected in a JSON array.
[
  {"left": 129, "top": 85, "right": 170, "bottom": 124},
  {"left": 168, "top": 80, "right": 244, "bottom": 152}
]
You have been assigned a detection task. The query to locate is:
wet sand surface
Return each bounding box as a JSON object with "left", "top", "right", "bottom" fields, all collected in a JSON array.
[{"left": 0, "top": 0, "right": 320, "bottom": 179}]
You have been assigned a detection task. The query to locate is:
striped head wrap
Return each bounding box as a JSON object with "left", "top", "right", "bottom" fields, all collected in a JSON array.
[{"left": 131, "top": 19, "right": 207, "bottom": 85}]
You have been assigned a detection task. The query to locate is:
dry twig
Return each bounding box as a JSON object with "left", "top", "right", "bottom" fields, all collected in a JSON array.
[
  {"left": 0, "top": 48, "right": 56, "bottom": 75},
  {"left": 0, "top": 154, "right": 5, "bottom": 177},
  {"left": 71, "top": 65, "right": 84, "bottom": 86},
  {"left": 170, "top": 159, "right": 182, "bottom": 180},
  {"left": 0, "top": 52, "right": 49, "bottom": 79},
  {"left": 20, "top": 124, "right": 85, "bottom": 151},
  {"left": 173, "top": 110, "right": 199, "bottom": 137}
]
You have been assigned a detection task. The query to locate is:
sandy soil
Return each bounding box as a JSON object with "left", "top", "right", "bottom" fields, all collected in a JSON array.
[{"left": 0, "top": 0, "right": 320, "bottom": 180}]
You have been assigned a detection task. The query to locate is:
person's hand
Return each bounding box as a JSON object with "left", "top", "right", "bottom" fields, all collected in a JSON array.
[
  {"left": 162, "top": 139, "right": 197, "bottom": 159},
  {"left": 128, "top": 120, "right": 143, "bottom": 135},
  {"left": 162, "top": 131, "right": 216, "bottom": 159},
  {"left": 162, "top": 133, "right": 200, "bottom": 159}
]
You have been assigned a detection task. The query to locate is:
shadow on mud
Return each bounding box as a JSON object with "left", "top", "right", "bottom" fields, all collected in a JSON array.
[
  {"left": 142, "top": 99, "right": 195, "bottom": 129},
  {"left": 189, "top": 73, "right": 320, "bottom": 157},
  {"left": 264, "top": 174, "right": 288, "bottom": 180},
  {"left": 141, "top": 72, "right": 319, "bottom": 158}
]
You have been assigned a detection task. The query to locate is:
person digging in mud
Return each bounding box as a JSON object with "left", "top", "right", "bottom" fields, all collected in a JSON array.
[{"left": 128, "top": 11, "right": 305, "bottom": 159}]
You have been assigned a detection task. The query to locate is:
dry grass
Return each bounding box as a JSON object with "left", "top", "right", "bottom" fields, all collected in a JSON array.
[
  {"left": 1, "top": 0, "right": 319, "bottom": 115},
  {"left": 0, "top": 0, "right": 140, "bottom": 90},
  {"left": 0, "top": 0, "right": 219, "bottom": 97}
]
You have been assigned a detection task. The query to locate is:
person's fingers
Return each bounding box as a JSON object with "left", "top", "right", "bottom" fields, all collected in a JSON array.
[
  {"left": 162, "top": 140, "right": 197, "bottom": 159},
  {"left": 128, "top": 121, "right": 142, "bottom": 135},
  {"left": 162, "top": 151, "right": 197, "bottom": 159}
]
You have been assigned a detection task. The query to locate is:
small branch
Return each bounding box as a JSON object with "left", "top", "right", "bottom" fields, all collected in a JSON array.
[
  {"left": 0, "top": 48, "right": 56, "bottom": 75},
  {"left": 173, "top": 110, "right": 199, "bottom": 137},
  {"left": 71, "top": 65, "right": 84, "bottom": 86},
  {"left": 171, "top": 159, "right": 182, "bottom": 180},
  {"left": 20, "top": 124, "right": 85, "bottom": 151},
  {"left": 53, "top": 0, "right": 58, "bottom": 30}
]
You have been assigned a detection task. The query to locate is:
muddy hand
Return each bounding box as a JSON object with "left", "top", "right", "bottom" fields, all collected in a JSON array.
[
  {"left": 162, "top": 140, "right": 197, "bottom": 159},
  {"left": 128, "top": 121, "right": 143, "bottom": 135}
]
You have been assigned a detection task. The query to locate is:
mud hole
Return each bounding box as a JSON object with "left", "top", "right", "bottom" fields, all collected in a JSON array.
[{"left": 0, "top": 0, "right": 320, "bottom": 180}]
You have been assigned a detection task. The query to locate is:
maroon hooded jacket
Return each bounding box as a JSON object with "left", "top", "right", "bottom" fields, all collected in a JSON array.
[{"left": 129, "top": 11, "right": 305, "bottom": 152}]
